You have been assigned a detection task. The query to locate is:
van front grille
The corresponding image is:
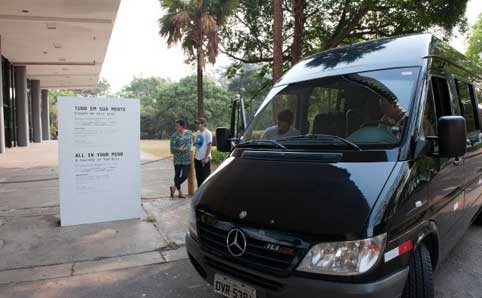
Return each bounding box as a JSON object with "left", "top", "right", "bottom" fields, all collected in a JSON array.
[{"left": 198, "top": 220, "right": 298, "bottom": 276}]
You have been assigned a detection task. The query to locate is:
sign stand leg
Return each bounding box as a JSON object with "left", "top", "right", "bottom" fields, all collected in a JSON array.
[{"left": 188, "top": 151, "right": 195, "bottom": 196}]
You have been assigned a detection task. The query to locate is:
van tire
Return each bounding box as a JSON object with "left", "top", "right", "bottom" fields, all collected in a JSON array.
[{"left": 402, "top": 243, "right": 434, "bottom": 298}]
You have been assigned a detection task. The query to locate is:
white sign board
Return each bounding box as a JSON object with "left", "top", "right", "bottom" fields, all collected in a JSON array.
[{"left": 58, "top": 97, "right": 140, "bottom": 226}]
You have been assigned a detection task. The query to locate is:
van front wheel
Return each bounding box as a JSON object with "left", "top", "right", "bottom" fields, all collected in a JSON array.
[{"left": 401, "top": 243, "right": 434, "bottom": 298}]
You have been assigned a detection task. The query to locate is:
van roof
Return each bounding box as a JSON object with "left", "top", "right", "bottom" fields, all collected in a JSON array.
[{"left": 276, "top": 33, "right": 482, "bottom": 86}]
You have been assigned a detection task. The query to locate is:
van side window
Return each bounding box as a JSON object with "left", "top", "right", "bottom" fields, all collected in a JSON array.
[
  {"left": 476, "top": 86, "right": 482, "bottom": 120},
  {"left": 455, "top": 79, "right": 479, "bottom": 133},
  {"left": 468, "top": 84, "right": 481, "bottom": 130},
  {"left": 422, "top": 83, "right": 437, "bottom": 138},
  {"left": 431, "top": 77, "right": 452, "bottom": 117}
]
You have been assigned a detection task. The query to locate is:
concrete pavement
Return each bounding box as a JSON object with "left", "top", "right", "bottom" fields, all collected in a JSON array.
[
  {"left": 0, "top": 141, "right": 190, "bottom": 286},
  {"left": 0, "top": 259, "right": 213, "bottom": 298}
]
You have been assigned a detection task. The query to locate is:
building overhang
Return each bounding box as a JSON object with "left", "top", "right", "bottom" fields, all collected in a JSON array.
[{"left": 0, "top": 0, "right": 120, "bottom": 89}]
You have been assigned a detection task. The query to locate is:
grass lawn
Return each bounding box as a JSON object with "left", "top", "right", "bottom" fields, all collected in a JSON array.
[{"left": 140, "top": 140, "right": 171, "bottom": 158}]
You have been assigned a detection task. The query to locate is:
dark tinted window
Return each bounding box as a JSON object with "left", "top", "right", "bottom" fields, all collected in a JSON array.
[
  {"left": 422, "top": 82, "right": 437, "bottom": 137},
  {"left": 431, "top": 77, "right": 452, "bottom": 117},
  {"left": 455, "top": 80, "right": 479, "bottom": 133},
  {"left": 477, "top": 87, "right": 482, "bottom": 120},
  {"left": 468, "top": 84, "right": 480, "bottom": 130}
]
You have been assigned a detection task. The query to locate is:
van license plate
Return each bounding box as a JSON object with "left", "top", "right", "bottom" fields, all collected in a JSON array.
[{"left": 214, "top": 274, "right": 256, "bottom": 298}]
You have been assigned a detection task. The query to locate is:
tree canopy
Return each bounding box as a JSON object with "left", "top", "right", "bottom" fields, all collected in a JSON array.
[
  {"left": 48, "top": 89, "right": 75, "bottom": 137},
  {"left": 118, "top": 75, "right": 234, "bottom": 139},
  {"left": 221, "top": 0, "right": 469, "bottom": 77},
  {"left": 467, "top": 14, "right": 482, "bottom": 66},
  {"left": 72, "top": 78, "right": 112, "bottom": 97}
]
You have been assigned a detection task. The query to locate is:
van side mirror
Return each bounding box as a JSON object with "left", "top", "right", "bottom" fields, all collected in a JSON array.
[
  {"left": 216, "top": 127, "right": 232, "bottom": 152},
  {"left": 438, "top": 116, "right": 466, "bottom": 158}
]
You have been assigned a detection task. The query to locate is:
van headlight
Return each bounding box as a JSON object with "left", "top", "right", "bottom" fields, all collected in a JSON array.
[
  {"left": 297, "top": 233, "right": 386, "bottom": 275},
  {"left": 188, "top": 204, "right": 198, "bottom": 240}
]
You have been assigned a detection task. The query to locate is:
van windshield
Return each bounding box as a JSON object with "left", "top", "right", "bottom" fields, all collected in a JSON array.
[{"left": 242, "top": 67, "right": 419, "bottom": 150}]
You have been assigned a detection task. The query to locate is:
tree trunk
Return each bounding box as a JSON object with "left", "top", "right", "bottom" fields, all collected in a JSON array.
[
  {"left": 273, "top": 0, "right": 283, "bottom": 84},
  {"left": 291, "top": 0, "right": 305, "bottom": 65},
  {"left": 197, "top": 46, "right": 204, "bottom": 118},
  {"left": 196, "top": 19, "right": 204, "bottom": 118},
  {"left": 272, "top": 0, "right": 283, "bottom": 121}
]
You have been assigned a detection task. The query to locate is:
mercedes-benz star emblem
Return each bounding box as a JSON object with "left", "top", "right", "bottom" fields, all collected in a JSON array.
[
  {"left": 226, "top": 228, "right": 247, "bottom": 257},
  {"left": 239, "top": 210, "right": 247, "bottom": 219}
]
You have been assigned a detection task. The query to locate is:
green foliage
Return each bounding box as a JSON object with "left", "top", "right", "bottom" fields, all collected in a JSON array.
[
  {"left": 119, "top": 76, "right": 234, "bottom": 139},
  {"left": 159, "top": 0, "right": 239, "bottom": 64},
  {"left": 223, "top": 65, "right": 272, "bottom": 121},
  {"left": 46, "top": 76, "right": 233, "bottom": 141},
  {"left": 159, "top": 0, "right": 239, "bottom": 117},
  {"left": 48, "top": 89, "right": 75, "bottom": 138},
  {"left": 467, "top": 14, "right": 482, "bottom": 66},
  {"left": 222, "top": 0, "right": 469, "bottom": 77},
  {"left": 119, "top": 77, "right": 171, "bottom": 113},
  {"left": 211, "top": 148, "right": 229, "bottom": 164}
]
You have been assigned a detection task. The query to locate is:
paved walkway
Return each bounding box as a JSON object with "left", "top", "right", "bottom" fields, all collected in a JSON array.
[{"left": 0, "top": 141, "right": 191, "bottom": 285}]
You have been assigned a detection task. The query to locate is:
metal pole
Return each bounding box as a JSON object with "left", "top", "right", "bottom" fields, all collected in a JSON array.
[{"left": 188, "top": 134, "right": 195, "bottom": 195}]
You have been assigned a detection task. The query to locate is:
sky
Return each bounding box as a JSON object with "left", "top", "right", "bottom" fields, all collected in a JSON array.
[{"left": 100, "top": 0, "right": 482, "bottom": 92}]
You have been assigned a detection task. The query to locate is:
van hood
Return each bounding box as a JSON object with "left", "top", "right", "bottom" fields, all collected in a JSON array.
[{"left": 196, "top": 155, "right": 396, "bottom": 239}]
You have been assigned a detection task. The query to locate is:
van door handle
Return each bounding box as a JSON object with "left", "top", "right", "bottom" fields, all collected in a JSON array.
[{"left": 453, "top": 157, "right": 462, "bottom": 166}]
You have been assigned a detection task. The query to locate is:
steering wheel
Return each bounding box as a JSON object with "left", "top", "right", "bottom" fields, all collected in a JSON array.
[{"left": 360, "top": 120, "right": 393, "bottom": 128}]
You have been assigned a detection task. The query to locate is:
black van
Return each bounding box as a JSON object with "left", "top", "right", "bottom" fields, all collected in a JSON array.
[{"left": 186, "top": 33, "right": 482, "bottom": 298}]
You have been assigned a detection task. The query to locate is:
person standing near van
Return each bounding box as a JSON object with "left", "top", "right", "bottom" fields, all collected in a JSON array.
[
  {"left": 194, "top": 118, "right": 213, "bottom": 187},
  {"left": 170, "top": 119, "right": 192, "bottom": 199}
]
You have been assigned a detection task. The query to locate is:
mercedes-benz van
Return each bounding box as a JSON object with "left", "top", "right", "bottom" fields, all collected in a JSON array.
[{"left": 186, "top": 33, "right": 482, "bottom": 298}]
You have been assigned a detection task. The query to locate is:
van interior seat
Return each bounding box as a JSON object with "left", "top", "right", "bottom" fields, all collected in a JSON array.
[
  {"left": 312, "top": 112, "right": 346, "bottom": 136},
  {"left": 346, "top": 108, "right": 364, "bottom": 135}
]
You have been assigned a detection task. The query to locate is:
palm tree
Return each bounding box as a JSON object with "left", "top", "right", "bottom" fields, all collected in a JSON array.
[{"left": 159, "top": 0, "right": 238, "bottom": 117}]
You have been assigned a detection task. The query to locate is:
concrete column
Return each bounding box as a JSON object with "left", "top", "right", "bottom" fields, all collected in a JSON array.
[
  {"left": 0, "top": 43, "right": 5, "bottom": 153},
  {"left": 41, "top": 89, "right": 50, "bottom": 140},
  {"left": 31, "top": 80, "right": 42, "bottom": 143},
  {"left": 15, "top": 66, "right": 29, "bottom": 146}
]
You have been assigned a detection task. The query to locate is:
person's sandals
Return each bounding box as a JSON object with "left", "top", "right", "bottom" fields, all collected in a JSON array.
[
  {"left": 169, "top": 186, "right": 175, "bottom": 198},
  {"left": 178, "top": 192, "right": 186, "bottom": 199}
]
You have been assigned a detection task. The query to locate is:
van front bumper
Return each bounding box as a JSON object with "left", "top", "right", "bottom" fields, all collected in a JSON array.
[{"left": 186, "top": 233, "right": 409, "bottom": 298}]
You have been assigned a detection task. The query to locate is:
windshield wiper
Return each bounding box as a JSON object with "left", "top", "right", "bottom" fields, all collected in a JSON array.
[
  {"left": 237, "top": 139, "right": 288, "bottom": 150},
  {"left": 282, "top": 134, "right": 362, "bottom": 151}
]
